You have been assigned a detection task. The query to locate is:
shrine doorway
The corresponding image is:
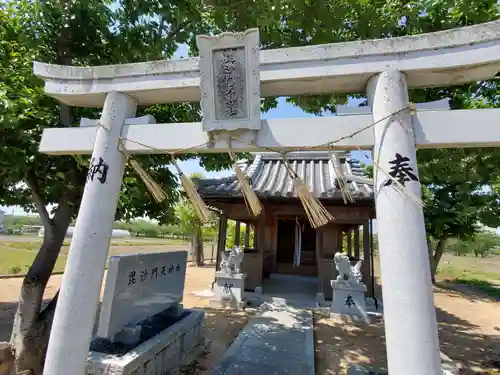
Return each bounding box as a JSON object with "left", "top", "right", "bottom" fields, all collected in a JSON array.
[{"left": 276, "top": 218, "right": 317, "bottom": 277}]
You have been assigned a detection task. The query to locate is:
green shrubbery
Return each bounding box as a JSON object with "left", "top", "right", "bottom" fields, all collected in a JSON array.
[{"left": 446, "top": 230, "right": 500, "bottom": 258}]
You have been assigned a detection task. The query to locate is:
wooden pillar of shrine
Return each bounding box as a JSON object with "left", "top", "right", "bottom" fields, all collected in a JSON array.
[
  {"left": 354, "top": 226, "right": 360, "bottom": 259},
  {"left": 215, "top": 213, "right": 228, "bottom": 271},
  {"left": 346, "top": 229, "right": 352, "bottom": 256},
  {"left": 362, "top": 221, "right": 372, "bottom": 297},
  {"left": 244, "top": 223, "right": 250, "bottom": 248},
  {"left": 234, "top": 221, "right": 241, "bottom": 247}
]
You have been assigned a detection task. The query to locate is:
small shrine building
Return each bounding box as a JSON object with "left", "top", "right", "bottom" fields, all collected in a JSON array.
[{"left": 195, "top": 151, "right": 376, "bottom": 299}]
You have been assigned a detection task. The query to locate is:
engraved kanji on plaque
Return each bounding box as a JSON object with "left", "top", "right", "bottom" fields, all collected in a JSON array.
[{"left": 196, "top": 29, "right": 261, "bottom": 136}]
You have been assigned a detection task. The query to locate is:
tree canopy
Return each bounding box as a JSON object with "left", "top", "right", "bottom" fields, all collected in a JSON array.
[{"left": 0, "top": 0, "right": 236, "bottom": 228}]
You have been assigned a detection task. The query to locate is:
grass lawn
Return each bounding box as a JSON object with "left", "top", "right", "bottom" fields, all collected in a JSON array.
[
  {"left": 0, "top": 236, "right": 217, "bottom": 275},
  {"left": 436, "top": 253, "right": 500, "bottom": 298},
  {"left": 371, "top": 252, "right": 500, "bottom": 299},
  {"left": 0, "top": 249, "right": 68, "bottom": 275}
]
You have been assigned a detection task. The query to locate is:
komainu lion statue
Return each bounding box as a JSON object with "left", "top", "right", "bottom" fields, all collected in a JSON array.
[
  {"left": 220, "top": 246, "right": 244, "bottom": 274},
  {"left": 334, "top": 252, "right": 363, "bottom": 284}
]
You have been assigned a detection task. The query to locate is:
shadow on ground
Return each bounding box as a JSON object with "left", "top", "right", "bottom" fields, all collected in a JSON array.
[
  {"left": 313, "top": 281, "right": 500, "bottom": 375},
  {"left": 314, "top": 311, "right": 387, "bottom": 375},
  {"left": 0, "top": 299, "right": 250, "bottom": 375},
  {"left": 0, "top": 300, "right": 17, "bottom": 342},
  {"left": 437, "top": 279, "right": 500, "bottom": 302},
  {"left": 194, "top": 307, "right": 250, "bottom": 374},
  {"left": 314, "top": 306, "right": 500, "bottom": 375},
  {"left": 436, "top": 304, "right": 500, "bottom": 374}
]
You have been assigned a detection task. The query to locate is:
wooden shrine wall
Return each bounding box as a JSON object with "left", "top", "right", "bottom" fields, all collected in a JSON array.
[{"left": 215, "top": 200, "right": 374, "bottom": 296}]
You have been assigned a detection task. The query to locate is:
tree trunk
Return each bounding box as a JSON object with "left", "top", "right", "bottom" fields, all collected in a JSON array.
[
  {"left": 429, "top": 238, "right": 447, "bottom": 284},
  {"left": 191, "top": 229, "right": 204, "bottom": 267},
  {"left": 427, "top": 238, "right": 436, "bottom": 283},
  {"left": 10, "top": 196, "right": 77, "bottom": 375},
  {"left": 196, "top": 235, "right": 204, "bottom": 266}
]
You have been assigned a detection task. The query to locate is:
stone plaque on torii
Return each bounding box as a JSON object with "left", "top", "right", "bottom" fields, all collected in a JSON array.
[
  {"left": 196, "top": 28, "right": 261, "bottom": 145},
  {"left": 33, "top": 21, "right": 500, "bottom": 375}
]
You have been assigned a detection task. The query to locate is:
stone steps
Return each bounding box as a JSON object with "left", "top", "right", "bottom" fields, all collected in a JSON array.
[{"left": 212, "top": 301, "right": 314, "bottom": 375}]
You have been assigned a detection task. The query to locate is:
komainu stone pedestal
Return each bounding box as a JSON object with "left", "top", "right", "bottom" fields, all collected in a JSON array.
[
  {"left": 330, "top": 280, "right": 370, "bottom": 323},
  {"left": 210, "top": 272, "right": 246, "bottom": 309}
]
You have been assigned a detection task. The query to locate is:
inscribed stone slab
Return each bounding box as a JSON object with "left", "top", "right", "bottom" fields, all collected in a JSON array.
[
  {"left": 212, "top": 47, "right": 248, "bottom": 121},
  {"left": 196, "top": 29, "right": 261, "bottom": 133},
  {"left": 97, "top": 251, "right": 188, "bottom": 339}
]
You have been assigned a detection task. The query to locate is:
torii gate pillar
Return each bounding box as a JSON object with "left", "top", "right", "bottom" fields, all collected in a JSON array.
[
  {"left": 368, "top": 71, "right": 441, "bottom": 375},
  {"left": 43, "top": 91, "right": 137, "bottom": 375}
]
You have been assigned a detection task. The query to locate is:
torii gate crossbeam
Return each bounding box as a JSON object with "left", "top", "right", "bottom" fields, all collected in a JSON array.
[
  {"left": 38, "top": 108, "right": 500, "bottom": 155},
  {"left": 33, "top": 21, "right": 500, "bottom": 107}
]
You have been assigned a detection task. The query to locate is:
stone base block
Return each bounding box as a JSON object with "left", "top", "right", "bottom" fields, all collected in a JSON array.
[
  {"left": 316, "top": 292, "right": 325, "bottom": 302},
  {"left": 331, "top": 280, "right": 370, "bottom": 323},
  {"left": 365, "top": 297, "right": 384, "bottom": 312},
  {"left": 365, "top": 297, "right": 377, "bottom": 307},
  {"left": 86, "top": 309, "right": 205, "bottom": 375},
  {"left": 212, "top": 272, "right": 246, "bottom": 306},
  {"left": 243, "top": 291, "right": 264, "bottom": 308}
]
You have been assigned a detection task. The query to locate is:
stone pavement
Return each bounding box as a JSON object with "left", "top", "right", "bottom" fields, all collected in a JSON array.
[{"left": 212, "top": 299, "right": 315, "bottom": 375}]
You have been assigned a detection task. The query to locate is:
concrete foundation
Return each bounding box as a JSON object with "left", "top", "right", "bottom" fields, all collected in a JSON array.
[{"left": 86, "top": 309, "right": 205, "bottom": 375}]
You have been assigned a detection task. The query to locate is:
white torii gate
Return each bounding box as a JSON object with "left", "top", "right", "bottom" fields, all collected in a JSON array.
[{"left": 34, "top": 21, "right": 500, "bottom": 375}]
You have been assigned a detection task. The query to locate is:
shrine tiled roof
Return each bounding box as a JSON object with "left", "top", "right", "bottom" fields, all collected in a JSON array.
[{"left": 194, "top": 151, "right": 374, "bottom": 200}]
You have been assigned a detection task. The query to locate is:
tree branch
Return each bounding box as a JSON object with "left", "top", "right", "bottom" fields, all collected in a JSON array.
[
  {"left": 51, "top": 192, "right": 75, "bottom": 235},
  {"left": 26, "top": 174, "right": 52, "bottom": 233},
  {"left": 164, "top": 20, "right": 190, "bottom": 46},
  {"left": 430, "top": 237, "right": 448, "bottom": 284}
]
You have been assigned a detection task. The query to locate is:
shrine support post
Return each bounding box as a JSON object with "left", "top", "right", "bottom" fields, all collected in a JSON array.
[
  {"left": 367, "top": 71, "right": 441, "bottom": 375},
  {"left": 43, "top": 91, "right": 137, "bottom": 375}
]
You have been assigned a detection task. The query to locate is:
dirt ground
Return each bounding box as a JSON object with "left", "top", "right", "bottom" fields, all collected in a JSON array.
[
  {"left": 0, "top": 267, "right": 499, "bottom": 374},
  {"left": 315, "top": 283, "right": 500, "bottom": 375}
]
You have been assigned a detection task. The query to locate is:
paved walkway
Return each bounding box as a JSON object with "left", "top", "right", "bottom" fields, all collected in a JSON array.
[{"left": 212, "top": 299, "right": 315, "bottom": 375}]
